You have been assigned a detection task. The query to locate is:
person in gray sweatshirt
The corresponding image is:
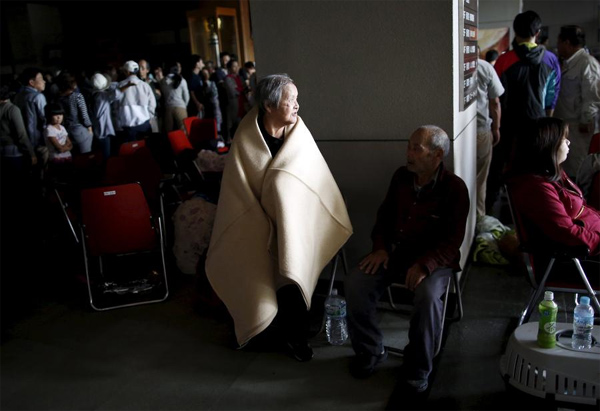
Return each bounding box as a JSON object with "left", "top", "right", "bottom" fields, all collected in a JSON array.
[{"left": 159, "top": 62, "right": 190, "bottom": 132}]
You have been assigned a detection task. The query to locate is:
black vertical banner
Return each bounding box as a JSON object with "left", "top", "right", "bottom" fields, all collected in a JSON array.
[{"left": 460, "top": 0, "right": 478, "bottom": 111}]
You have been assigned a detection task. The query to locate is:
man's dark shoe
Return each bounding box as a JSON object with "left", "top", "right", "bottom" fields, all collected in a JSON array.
[
  {"left": 350, "top": 349, "right": 388, "bottom": 379},
  {"left": 404, "top": 378, "right": 428, "bottom": 393},
  {"left": 286, "top": 339, "right": 314, "bottom": 362},
  {"left": 397, "top": 364, "right": 429, "bottom": 394}
]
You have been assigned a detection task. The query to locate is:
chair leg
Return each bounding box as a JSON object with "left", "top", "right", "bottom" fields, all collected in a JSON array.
[
  {"left": 434, "top": 278, "right": 453, "bottom": 357},
  {"left": 446, "top": 271, "right": 463, "bottom": 322},
  {"left": 387, "top": 286, "right": 401, "bottom": 311},
  {"left": 386, "top": 346, "right": 405, "bottom": 355},
  {"left": 81, "top": 225, "right": 101, "bottom": 312},
  {"left": 327, "top": 254, "right": 339, "bottom": 296},
  {"left": 573, "top": 258, "right": 600, "bottom": 314},
  {"left": 319, "top": 249, "right": 347, "bottom": 335},
  {"left": 340, "top": 247, "right": 349, "bottom": 278},
  {"left": 193, "top": 160, "right": 205, "bottom": 181},
  {"left": 157, "top": 216, "right": 170, "bottom": 300},
  {"left": 519, "top": 289, "right": 537, "bottom": 326},
  {"left": 54, "top": 188, "right": 79, "bottom": 244},
  {"left": 519, "top": 258, "right": 556, "bottom": 325}
]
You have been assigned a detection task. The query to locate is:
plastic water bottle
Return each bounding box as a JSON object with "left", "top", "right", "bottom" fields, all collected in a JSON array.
[
  {"left": 572, "top": 296, "right": 594, "bottom": 350},
  {"left": 325, "top": 289, "right": 348, "bottom": 345},
  {"left": 537, "top": 291, "right": 558, "bottom": 348}
]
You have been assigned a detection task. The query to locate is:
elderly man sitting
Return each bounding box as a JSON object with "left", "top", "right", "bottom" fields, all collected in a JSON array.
[
  {"left": 345, "top": 125, "right": 469, "bottom": 392},
  {"left": 206, "top": 74, "right": 352, "bottom": 361}
]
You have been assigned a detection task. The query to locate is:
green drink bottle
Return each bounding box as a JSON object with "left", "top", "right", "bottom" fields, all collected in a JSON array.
[{"left": 537, "top": 291, "right": 558, "bottom": 348}]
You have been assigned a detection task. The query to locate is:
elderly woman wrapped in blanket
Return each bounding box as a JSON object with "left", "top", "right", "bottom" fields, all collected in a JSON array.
[{"left": 205, "top": 74, "right": 352, "bottom": 361}]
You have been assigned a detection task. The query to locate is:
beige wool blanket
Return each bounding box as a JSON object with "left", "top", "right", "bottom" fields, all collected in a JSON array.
[{"left": 205, "top": 107, "right": 353, "bottom": 346}]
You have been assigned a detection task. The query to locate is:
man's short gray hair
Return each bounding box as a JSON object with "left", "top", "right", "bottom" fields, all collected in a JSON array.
[
  {"left": 255, "top": 74, "right": 294, "bottom": 115},
  {"left": 420, "top": 125, "right": 450, "bottom": 157}
]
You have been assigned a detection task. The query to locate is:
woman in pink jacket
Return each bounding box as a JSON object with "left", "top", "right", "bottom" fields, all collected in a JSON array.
[{"left": 507, "top": 117, "right": 600, "bottom": 257}]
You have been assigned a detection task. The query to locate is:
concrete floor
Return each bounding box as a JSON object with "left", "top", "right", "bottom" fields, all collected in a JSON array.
[
  {"left": 2, "top": 251, "right": 596, "bottom": 411},
  {"left": 1, "top": 185, "right": 597, "bottom": 411}
]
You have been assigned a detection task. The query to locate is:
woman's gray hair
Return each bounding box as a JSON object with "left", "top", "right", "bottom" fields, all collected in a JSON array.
[
  {"left": 255, "top": 73, "right": 294, "bottom": 115},
  {"left": 420, "top": 125, "right": 450, "bottom": 157}
]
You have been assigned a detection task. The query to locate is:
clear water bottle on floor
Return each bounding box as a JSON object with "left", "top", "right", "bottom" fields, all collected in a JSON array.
[
  {"left": 325, "top": 288, "right": 348, "bottom": 345},
  {"left": 572, "top": 296, "right": 594, "bottom": 350}
]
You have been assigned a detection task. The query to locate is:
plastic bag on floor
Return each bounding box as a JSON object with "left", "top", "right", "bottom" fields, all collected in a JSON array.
[
  {"left": 474, "top": 232, "right": 510, "bottom": 265},
  {"left": 474, "top": 215, "right": 515, "bottom": 265},
  {"left": 172, "top": 195, "right": 217, "bottom": 274}
]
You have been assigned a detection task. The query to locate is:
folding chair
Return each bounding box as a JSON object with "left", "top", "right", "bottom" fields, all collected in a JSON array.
[
  {"left": 168, "top": 129, "right": 205, "bottom": 182},
  {"left": 44, "top": 150, "right": 106, "bottom": 243},
  {"left": 167, "top": 129, "right": 224, "bottom": 202},
  {"left": 104, "top": 146, "right": 169, "bottom": 236},
  {"left": 184, "top": 117, "right": 229, "bottom": 154},
  {"left": 183, "top": 116, "right": 196, "bottom": 137},
  {"left": 118, "top": 139, "right": 146, "bottom": 156},
  {"left": 385, "top": 270, "right": 464, "bottom": 357},
  {"left": 505, "top": 184, "right": 600, "bottom": 325},
  {"left": 80, "top": 182, "right": 169, "bottom": 310},
  {"left": 187, "top": 117, "right": 217, "bottom": 150},
  {"left": 70, "top": 150, "right": 106, "bottom": 188},
  {"left": 144, "top": 132, "right": 178, "bottom": 175}
]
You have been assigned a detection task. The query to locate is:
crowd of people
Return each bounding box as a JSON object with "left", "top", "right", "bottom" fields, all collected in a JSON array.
[
  {"left": 477, "top": 14, "right": 600, "bottom": 219},
  {"left": 0, "top": 52, "right": 257, "bottom": 186}
]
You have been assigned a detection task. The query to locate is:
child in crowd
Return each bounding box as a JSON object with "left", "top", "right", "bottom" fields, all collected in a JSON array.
[{"left": 44, "top": 103, "right": 73, "bottom": 167}]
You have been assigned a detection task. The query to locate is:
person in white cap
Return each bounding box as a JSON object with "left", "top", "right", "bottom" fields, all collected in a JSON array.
[
  {"left": 117, "top": 60, "right": 156, "bottom": 142},
  {"left": 90, "top": 73, "right": 133, "bottom": 159}
]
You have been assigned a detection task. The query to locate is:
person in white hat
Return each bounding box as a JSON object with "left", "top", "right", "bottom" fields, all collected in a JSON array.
[
  {"left": 90, "top": 73, "right": 133, "bottom": 159},
  {"left": 117, "top": 60, "right": 156, "bottom": 142}
]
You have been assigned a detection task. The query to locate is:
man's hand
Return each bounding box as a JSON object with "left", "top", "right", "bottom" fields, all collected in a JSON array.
[
  {"left": 358, "top": 249, "right": 389, "bottom": 275},
  {"left": 405, "top": 263, "right": 427, "bottom": 292},
  {"left": 119, "top": 82, "right": 135, "bottom": 92},
  {"left": 491, "top": 128, "right": 501, "bottom": 146}
]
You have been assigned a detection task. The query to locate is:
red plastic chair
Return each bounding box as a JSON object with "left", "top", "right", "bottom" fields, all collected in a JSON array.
[
  {"left": 184, "top": 117, "right": 218, "bottom": 150},
  {"left": 168, "top": 129, "right": 194, "bottom": 156},
  {"left": 71, "top": 150, "right": 105, "bottom": 187},
  {"left": 104, "top": 147, "right": 163, "bottom": 205},
  {"left": 167, "top": 129, "right": 204, "bottom": 183},
  {"left": 104, "top": 146, "right": 167, "bottom": 237},
  {"left": 80, "top": 182, "right": 169, "bottom": 310},
  {"left": 182, "top": 117, "right": 196, "bottom": 137},
  {"left": 118, "top": 139, "right": 146, "bottom": 156}
]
